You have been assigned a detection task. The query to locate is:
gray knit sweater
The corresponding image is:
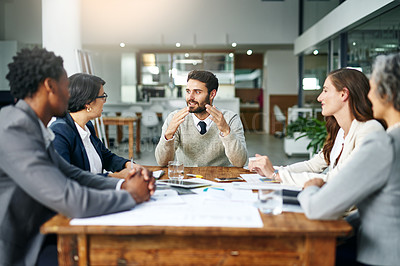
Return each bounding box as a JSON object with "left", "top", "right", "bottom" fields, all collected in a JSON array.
[{"left": 155, "top": 109, "right": 248, "bottom": 167}]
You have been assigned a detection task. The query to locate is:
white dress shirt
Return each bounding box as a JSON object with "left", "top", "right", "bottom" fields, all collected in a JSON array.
[
  {"left": 74, "top": 122, "right": 103, "bottom": 174},
  {"left": 330, "top": 128, "right": 345, "bottom": 168},
  {"left": 192, "top": 113, "right": 213, "bottom": 133}
]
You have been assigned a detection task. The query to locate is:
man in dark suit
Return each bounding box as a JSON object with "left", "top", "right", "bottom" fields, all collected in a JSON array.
[{"left": 0, "top": 47, "right": 156, "bottom": 266}]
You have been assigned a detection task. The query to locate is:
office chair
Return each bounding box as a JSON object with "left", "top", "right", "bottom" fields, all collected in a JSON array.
[
  {"left": 141, "top": 110, "right": 160, "bottom": 145},
  {"left": 273, "top": 105, "right": 286, "bottom": 138}
]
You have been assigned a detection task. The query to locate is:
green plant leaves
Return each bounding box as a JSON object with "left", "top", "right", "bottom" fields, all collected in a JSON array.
[{"left": 287, "top": 116, "right": 327, "bottom": 155}]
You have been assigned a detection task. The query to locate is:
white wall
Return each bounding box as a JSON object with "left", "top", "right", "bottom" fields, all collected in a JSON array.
[
  {"left": 263, "top": 50, "right": 298, "bottom": 133},
  {"left": 3, "top": 0, "right": 42, "bottom": 45},
  {"left": 90, "top": 50, "right": 122, "bottom": 104},
  {"left": 81, "top": 0, "right": 298, "bottom": 47},
  {"left": 42, "top": 0, "right": 81, "bottom": 75},
  {"left": 0, "top": 41, "right": 17, "bottom": 90},
  {"left": 266, "top": 50, "right": 298, "bottom": 95}
]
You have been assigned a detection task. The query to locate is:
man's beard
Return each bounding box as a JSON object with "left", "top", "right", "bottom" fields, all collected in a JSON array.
[{"left": 187, "top": 96, "right": 210, "bottom": 113}]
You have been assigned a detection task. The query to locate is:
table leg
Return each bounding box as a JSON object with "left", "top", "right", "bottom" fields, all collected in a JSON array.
[
  {"left": 128, "top": 122, "right": 134, "bottom": 159},
  {"left": 77, "top": 234, "right": 88, "bottom": 266},
  {"left": 117, "top": 125, "right": 123, "bottom": 144},
  {"left": 57, "top": 235, "right": 78, "bottom": 266},
  {"left": 136, "top": 117, "right": 141, "bottom": 153},
  {"left": 104, "top": 125, "right": 109, "bottom": 146}
]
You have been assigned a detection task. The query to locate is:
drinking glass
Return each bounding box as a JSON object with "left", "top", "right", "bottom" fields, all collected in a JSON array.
[
  {"left": 168, "top": 161, "right": 184, "bottom": 183},
  {"left": 258, "top": 189, "right": 283, "bottom": 215}
]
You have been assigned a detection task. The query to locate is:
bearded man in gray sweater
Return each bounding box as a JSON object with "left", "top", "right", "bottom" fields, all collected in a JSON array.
[{"left": 155, "top": 70, "right": 248, "bottom": 167}]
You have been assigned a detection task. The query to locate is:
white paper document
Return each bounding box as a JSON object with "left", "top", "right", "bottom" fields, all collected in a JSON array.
[
  {"left": 71, "top": 191, "right": 263, "bottom": 228},
  {"left": 229, "top": 181, "right": 302, "bottom": 191}
]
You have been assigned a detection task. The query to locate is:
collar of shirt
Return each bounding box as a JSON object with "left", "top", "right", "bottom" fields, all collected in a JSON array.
[
  {"left": 38, "top": 118, "right": 55, "bottom": 149},
  {"left": 192, "top": 113, "right": 213, "bottom": 133},
  {"left": 74, "top": 121, "right": 103, "bottom": 174},
  {"left": 330, "top": 127, "right": 345, "bottom": 168},
  {"left": 74, "top": 121, "right": 91, "bottom": 142},
  {"left": 387, "top": 121, "right": 400, "bottom": 133}
]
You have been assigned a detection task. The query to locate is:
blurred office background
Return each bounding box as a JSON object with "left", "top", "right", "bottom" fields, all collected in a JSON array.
[{"left": 1, "top": 0, "right": 399, "bottom": 165}]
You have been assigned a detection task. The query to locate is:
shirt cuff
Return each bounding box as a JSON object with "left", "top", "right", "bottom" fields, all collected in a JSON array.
[
  {"left": 116, "top": 179, "right": 125, "bottom": 190},
  {"left": 164, "top": 134, "right": 175, "bottom": 141}
]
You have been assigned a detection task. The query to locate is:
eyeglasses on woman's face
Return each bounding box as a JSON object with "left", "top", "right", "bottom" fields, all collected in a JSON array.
[{"left": 96, "top": 92, "right": 108, "bottom": 101}]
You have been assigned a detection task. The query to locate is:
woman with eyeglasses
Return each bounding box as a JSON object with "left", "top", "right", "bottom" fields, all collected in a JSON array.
[{"left": 50, "top": 73, "right": 137, "bottom": 178}]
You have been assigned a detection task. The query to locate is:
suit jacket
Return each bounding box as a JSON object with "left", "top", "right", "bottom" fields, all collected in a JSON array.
[
  {"left": 298, "top": 127, "right": 400, "bottom": 266},
  {"left": 0, "top": 100, "right": 136, "bottom": 266},
  {"left": 50, "top": 113, "right": 128, "bottom": 175}
]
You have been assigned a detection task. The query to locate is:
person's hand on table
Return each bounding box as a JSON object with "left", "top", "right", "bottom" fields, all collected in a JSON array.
[
  {"left": 248, "top": 154, "right": 281, "bottom": 181},
  {"left": 164, "top": 107, "right": 189, "bottom": 140},
  {"left": 303, "top": 178, "right": 325, "bottom": 189},
  {"left": 108, "top": 168, "right": 130, "bottom": 179},
  {"left": 205, "top": 104, "right": 230, "bottom": 136}
]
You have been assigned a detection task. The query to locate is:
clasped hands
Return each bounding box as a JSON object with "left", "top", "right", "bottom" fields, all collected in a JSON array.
[
  {"left": 120, "top": 165, "right": 155, "bottom": 204},
  {"left": 164, "top": 104, "right": 230, "bottom": 140}
]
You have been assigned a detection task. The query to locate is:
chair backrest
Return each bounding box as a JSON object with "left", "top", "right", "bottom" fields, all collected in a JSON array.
[
  {"left": 141, "top": 110, "right": 159, "bottom": 127},
  {"left": 162, "top": 110, "right": 171, "bottom": 122},
  {"left": 149, "top": 104, "right": 164, "bottom": 113},
  {"left": 128, "top": 106, "right": 144, "bottom": 113},
  {"left": 121, "top": 111, "right": 137, "bottom": 118},
  {"left": 92, "top": 117, "right": 108, "bottom": 148},
  {"left": 273, "top": 105, "right": 286, "bottom": 123}
]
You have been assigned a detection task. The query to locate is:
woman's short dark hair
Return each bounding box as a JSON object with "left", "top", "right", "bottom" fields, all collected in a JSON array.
[
  {"left": 6, "top": 47, "right": 64, "bottom": 99},
  {"left": 68, "top": 73, "right": 105, "bottom": 112},
  {"left": 371, "top": 53, "right": 400, "bottom": 112},
  {"left": 322, "top": 68, "right": 374, "bottom": 165},
  {"left": 187, "top": 70, "right": 219, "bottom": 94}
]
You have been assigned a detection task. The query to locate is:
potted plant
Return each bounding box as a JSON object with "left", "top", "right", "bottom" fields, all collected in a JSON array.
[{"left": 284, "top": 116, "right": 327, "bottom": 157}]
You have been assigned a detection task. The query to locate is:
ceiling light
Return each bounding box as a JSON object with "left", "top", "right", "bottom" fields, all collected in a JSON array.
[
  {"left": 175, "top": 42, "right": 181, "bottom": 48},
  {"left": 384, "top": 44, "right": 397, "bottom": 48},
  {"left": 352, "top": 42, "right": 356, "bottom": 46},
  {"left": 231, "top": 42, "right": 237, "bottom": 48},
  {"left": 313, "top": 49, "right": 319, "bottom": 55},
  {"left": 185, "top": 53, "right": 189, "bottom": 58},
  {"left": 246, "top": 49, "right": 253, "bottom": 56},
  {"left": 229, "top": 53, "right": 234, "bottom": 58},
  {"left": 120, "top": 42, "right": 126, "bottom": 48}
]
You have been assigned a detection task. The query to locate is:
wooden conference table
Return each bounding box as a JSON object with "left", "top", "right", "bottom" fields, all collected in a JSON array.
[
  {"left": 41, "top": 166, "right": 352, "bottom": 266},
  {"left": 102, "top": 116, "right": 141, "bottom": 159}
]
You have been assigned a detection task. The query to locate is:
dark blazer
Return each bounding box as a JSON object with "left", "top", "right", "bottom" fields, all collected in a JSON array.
[
  {"left": 0, "top": 100, "right": 136, "bottom": 265},
  {"left": 50, "top": 113, "right": 129, "bottom": 175}
]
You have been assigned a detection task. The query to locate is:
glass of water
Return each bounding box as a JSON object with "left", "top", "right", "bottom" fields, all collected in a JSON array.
[
  {"left": 168, "top": 161, "right": 184, "bottom": 183},
  {"left": 258, "top": 189, "right": 283, "bottom": 215}
]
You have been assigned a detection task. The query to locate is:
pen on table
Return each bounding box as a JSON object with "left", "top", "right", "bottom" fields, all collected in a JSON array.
[
  {"left": 203, "top": 187, "right": 224, "bottom": 192},
  {"left": 259, "top": 177, "right": 280, "bottom": 183},
  {"left": 187, "top": 174, "right": 203, "bottom": 178}
]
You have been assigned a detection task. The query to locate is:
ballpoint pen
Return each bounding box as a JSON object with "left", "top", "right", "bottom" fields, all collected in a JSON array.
[{"left": 187, "top": 174, "right": 203, "bottom": 178}]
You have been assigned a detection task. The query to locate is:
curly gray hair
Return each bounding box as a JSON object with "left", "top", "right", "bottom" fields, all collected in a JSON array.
[{"left": 371, "top": 53, "right": 400, "bottom": 111}]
